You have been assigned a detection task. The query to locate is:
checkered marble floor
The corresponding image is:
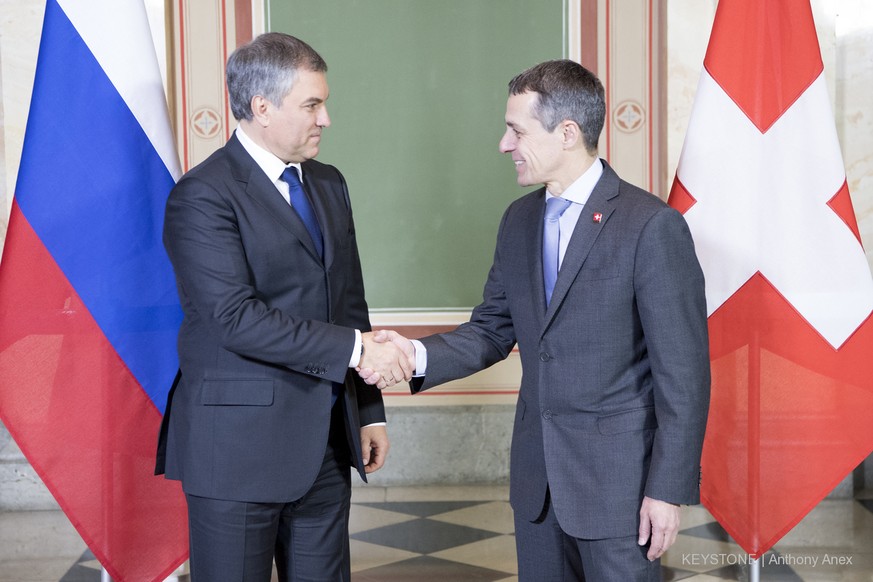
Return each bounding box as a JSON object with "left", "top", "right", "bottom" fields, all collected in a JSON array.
[{"left": 2, "top": 486, "right": 872, "bottom": 581}]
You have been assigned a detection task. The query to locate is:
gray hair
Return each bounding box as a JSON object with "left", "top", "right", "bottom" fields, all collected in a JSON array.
[
  {"left": 508, "top": 60, "right": 605, "bottom": 155},
  {"left": 226, "top": 32, "right": 327, "bottom": 121}
]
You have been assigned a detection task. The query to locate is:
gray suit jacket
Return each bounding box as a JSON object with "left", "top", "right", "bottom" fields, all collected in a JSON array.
[
  {"left": 413, "top": 161, "right": 710, "bottom": 539},
  {"left": 156, "top": 135, "right": 385, "bottom": 502}
]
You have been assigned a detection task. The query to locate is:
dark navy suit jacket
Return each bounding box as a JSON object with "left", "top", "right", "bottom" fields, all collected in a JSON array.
[{"left": 156, "top": 135, "right": 384, "bottom": 502}]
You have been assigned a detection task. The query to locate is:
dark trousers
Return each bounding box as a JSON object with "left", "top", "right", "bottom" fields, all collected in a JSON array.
[
  {"left": 514, "top": 490, "right": 660, "bottom": 582},
  {"left": 186, "top": 403, "right": 352, "bottom": 582}
]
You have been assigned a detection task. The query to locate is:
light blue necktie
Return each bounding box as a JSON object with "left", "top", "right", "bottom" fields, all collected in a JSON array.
[
  {"left": 281, "top": 167, "right": 324, "bottom": 259},
  {"left": 543, "top": 197, "right": 572, "bottom": 305}
]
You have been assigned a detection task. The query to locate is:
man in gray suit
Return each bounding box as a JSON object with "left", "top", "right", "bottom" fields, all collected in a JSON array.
[
  {"left": 363, "top": 60, "right": 710, "bottom": 580},
  {"left": 157, "top": 33, "right": 413, "bottom": 581}
]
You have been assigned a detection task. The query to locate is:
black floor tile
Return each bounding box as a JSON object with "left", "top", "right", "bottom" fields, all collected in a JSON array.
[
  {"left": 662, "top": 565, "right": 701, "bottom": 581},
  {"left": 354, "top": 500, "right": 490, "bottom": 518},
  {"left": 352, "top": 555, "right": 511, "bottom": 581},
  {"left": 350, "top": 518, "right": 501, "bottom": 554},
  {"left": 58, "top": 566, "right": 100, "bottom": 582},
  {"left": 703, "top": 563, "right": 747, "bottom": 581},
  {"left": 680, "top": 520, "right": 734, "bottom": 543},
  {"left": 706, "top": 556, "right": 803, "bottom": 581},
  {"left": 59, "top": 550, "right": 99, "bottom": 582}
]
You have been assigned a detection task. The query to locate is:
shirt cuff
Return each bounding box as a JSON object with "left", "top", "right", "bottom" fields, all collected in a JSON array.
[
  {"left": 411, "top": 339, "right": 427, "bottom": 376},
  {"left": 362, "top": 422, "right": 387, "bottom": 427},
  {"left": 349, "top": 329, "right": 363, "bottom": 368}
]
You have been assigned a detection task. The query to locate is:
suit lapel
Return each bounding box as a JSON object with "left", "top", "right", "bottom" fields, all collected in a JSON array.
[
  {"left": 542, "top": 162, "right": 620, "bottom": 333},
  {"left": 522, "top": 189, "right": 549, "bottom": 324},
  {"left": 226, "top": 136, "right": 323, "bottom": 264},
  {"left": 302, "top": 165, "right": 336, "bottom": 270}
]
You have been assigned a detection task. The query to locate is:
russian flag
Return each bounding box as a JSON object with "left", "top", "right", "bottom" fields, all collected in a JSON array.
[{"left": 0, "top": 0, "right": 188, "bottom": 579}]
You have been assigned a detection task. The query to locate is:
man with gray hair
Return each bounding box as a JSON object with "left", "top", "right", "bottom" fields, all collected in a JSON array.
[
  {"left": 363, "top": 59, "right": 710, "bottom": 580},
  {"left": 157, "top": 32, "right": 412, "bottom": 581}
]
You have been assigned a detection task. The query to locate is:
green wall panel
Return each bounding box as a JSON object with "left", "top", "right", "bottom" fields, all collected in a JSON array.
[{"left": 268, "top": 0, "right": 563, "bottom": 308}]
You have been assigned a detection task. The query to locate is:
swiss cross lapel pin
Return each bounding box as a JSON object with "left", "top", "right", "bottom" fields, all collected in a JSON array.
[{"left": 592, "top": 212, "right": 603, "bottom": 223}]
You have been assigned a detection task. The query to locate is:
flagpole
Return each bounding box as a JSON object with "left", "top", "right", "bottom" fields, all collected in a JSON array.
[
  {"left": 749, "top": 329, "right": 761, "bottom": 579},
  {"left": 670, "top": 0, "right": 873, "bottom": 567},
  {"left": 750, "top": 557, "right": 760, "bottom": 582},
  {"left": 101, "top": 567, "right": 113, "bottom": 582}
]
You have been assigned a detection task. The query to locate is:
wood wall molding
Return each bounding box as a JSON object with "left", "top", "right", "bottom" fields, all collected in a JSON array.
[
  {"left": 170, "top": 0, "right": 255, "bottom": 171},
  {"left": 597, "top": 0, "right": 665, "bottom": 196}
]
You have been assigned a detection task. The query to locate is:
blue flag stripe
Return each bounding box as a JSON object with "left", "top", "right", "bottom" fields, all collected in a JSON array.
[{"left": 15, "top": 0, "right": 180, "bottom": 412}]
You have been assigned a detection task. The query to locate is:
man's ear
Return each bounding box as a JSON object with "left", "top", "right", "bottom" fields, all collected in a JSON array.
[
  {"left": 250, "top": 95, "right": 271, "bottom": 127},
  {"left": 561, "top": 120, "right": 581, "bottom": 149}
]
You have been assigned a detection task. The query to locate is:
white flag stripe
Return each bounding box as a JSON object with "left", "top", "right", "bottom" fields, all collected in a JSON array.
[
  {"left": 678, "top": 71, "right": 873, "bottom": 348},
  {"left": 57, "top": 0, "right": 181, "bottom": 180}
]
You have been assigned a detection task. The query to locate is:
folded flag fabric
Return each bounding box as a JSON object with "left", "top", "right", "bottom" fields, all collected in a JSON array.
[
  {"left": 0, "top": 0, "right": 188, "bottom": 579},
  {"left": 669, "top": 0, "right": 873, "bottom": 558}
]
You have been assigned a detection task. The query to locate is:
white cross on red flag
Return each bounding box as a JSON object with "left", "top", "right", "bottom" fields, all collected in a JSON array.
[{"left": 669, "top": 0, "right": 873, "bottom": 557}]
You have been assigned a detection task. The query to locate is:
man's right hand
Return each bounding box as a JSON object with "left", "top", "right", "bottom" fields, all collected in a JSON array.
[{"left": 358, "top": 330, "right": 415, "bottom": 389}]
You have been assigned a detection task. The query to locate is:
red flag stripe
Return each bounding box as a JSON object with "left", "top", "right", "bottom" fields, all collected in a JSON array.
[
  {"left": 0, "top": 204, "right": 188, "bottom": 581},
  {"left": 704, "top": 276, "right": 873, "bottom": 556}
]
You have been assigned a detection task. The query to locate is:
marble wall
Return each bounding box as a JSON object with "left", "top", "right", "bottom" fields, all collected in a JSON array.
[{"left": 0, "top": 0, "right": 43, "bottom": 252}]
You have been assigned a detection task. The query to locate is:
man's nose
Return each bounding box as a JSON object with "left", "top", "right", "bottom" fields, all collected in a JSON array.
[{"left": 318, "top": 106, "right": 331, "bottom": 128}]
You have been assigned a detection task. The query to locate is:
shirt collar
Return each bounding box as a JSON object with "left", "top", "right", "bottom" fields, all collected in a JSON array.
[
  {"left": 235, "top": 125, "right": 303, "bottom": 183},
  {"left": 546, "top": 158, "right": 603, "bottom": 205}
]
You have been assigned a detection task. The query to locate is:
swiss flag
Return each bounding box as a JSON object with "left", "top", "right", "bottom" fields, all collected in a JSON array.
[{"left": 669, "top": 0, "right": 873, "bottom": 557}]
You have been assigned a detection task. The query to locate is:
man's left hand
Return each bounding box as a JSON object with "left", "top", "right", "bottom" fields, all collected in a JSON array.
[
  {"left": 638, "top": 496, "right": 680, "bottom": 560},
  {"left": 360, "top": 425, "right": 390, "bottom": 474}
]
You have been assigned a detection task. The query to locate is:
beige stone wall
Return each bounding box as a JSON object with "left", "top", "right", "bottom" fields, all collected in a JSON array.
[{"left": 0, "top": 0, "right": 44, "bottom": 257}]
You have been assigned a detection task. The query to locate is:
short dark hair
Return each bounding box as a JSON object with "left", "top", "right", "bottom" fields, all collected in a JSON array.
[
  {"left": 226, "top": 32, "right": 327, "bottom": 121},
  {"left": 508, "top": 60, "right": 605, "bottom": 155}
]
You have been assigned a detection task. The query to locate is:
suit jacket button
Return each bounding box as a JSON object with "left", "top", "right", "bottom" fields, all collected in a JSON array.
[
  {"left": 542, "top": 409, "right": 552, "bottom": 420},
  {"left": 539, "top": 352, "right": 551, "bottom": 362}
]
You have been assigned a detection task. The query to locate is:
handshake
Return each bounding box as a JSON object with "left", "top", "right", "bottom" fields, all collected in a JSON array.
[{"left": 357, "top": 330, "right": 415, "bottom": 390}]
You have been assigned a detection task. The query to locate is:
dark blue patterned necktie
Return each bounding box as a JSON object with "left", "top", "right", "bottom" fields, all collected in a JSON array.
[{"left": 281, "top": 167, "right": 323, "bottom": 259}]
